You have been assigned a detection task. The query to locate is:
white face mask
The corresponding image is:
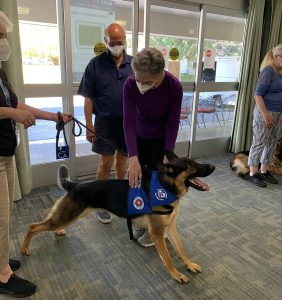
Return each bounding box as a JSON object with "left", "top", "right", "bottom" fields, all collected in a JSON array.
[
  {"left": 0, "top": 39, "right": 11, "bottom": 61},
  {"left": 108, "top": 45, "right": 124, "bottom": 57},
  {"left": 136, "top": 81, "right": 155, "bottom": 94}
]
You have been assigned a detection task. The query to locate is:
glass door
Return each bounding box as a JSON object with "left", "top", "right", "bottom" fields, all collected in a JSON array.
[
  {"left": 143, "top": 0, "right": 246, "bottom": 158},
  {"left": 17, "top": 0, "right": 139, "bottom": 186},
  {"left": 70, "top": 0, "right": 137, "bottom": 177},
  {"left": 191, "top": 7, "right": 246, "bottom": 157},
  {"left": 144, "top": 0, "right": 201, "bottom": 156}
]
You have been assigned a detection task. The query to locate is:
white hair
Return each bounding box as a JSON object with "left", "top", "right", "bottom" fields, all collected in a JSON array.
[
  {"left": 260, "top": 43, "right": 282, "bottom": 71},
  {"left": 272, "top": 44, "right": 282, "bottom": 56},
  {"left": 0, "top": 10, "right": 13, "bottom": 33}
]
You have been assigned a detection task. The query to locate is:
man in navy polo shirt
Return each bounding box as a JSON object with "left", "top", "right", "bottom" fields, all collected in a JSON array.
[{"left": 78, "top": 23, "right": 133, "bottom": 224}]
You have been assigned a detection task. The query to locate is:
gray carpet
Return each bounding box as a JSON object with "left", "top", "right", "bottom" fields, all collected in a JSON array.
[{"left": 2, "top": 153, "right": 282, "bottom": 300}]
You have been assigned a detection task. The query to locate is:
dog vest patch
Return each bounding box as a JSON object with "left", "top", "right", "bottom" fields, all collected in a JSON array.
[
  {"left": 150, "top": 171, "right": 176, "bottom": 206},
  {"left": 127, "top": 172, "right": 176, "bottom": 216},
  {"left": 128, "top": 185, "right": 153, "bottom": 215}
]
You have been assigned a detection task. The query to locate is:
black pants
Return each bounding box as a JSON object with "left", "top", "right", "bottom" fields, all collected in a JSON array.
[{"left": 136, "top": 136, "right": 165, "bottom": 170}]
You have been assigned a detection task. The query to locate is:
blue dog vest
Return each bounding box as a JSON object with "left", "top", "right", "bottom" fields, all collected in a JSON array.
[{"left": 128, "top": 171, "right": 176, "bottom": 216}]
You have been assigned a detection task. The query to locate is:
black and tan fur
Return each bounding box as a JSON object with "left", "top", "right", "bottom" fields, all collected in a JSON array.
[
  {"left": 21, "top": 150, "right": 215, "bottom": 284},
  {"left": 230, "top": 151, "right": 250, "bottom": 179},
  {"left": 230, "top": 143, "right": 282, "bottom": 178}
]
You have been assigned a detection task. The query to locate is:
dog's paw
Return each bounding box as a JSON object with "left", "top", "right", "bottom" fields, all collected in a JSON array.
[
  {"left": 171, "top": 269, "right": 189, "bottom": 284},
  {"left": 185, "top": 262, "right": 202, "bottom": 273},
  {"left": 21, "top": 247, "right": 31, "bottom": 256},
  {"left": 55, "top": 229, "right": 66, "bottom": 236}
]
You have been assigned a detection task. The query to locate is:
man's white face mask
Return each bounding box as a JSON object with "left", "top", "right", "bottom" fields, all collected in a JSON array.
[
  {"left": 0, "top": 39, "right": 11, "bottom": 61},
  {"left": 136, "top": 81, "right": 155, "bottom": 94},
  {"left": 108, "top": 45, "right": 124, "bottom": 57}
]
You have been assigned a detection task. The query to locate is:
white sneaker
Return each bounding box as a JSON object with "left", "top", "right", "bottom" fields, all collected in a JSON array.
[
  {"left": 132, "top": 224, "right": 146, "bottom": 240},
  {"left": 137, "top": 230, "right": 154, "bottom": 247}
]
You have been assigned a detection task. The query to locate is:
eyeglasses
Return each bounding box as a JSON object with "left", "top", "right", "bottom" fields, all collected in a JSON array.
[{"left": 0, "top": 32, "right": 8, "bottom": 39}]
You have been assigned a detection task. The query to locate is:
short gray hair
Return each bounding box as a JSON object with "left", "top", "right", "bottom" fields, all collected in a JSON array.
[
  {"left": 132, "top": 48, "right": 165, "bottom": 75},
  {"left": 0, "top": 11, "right": 13, "bottom": 32}
]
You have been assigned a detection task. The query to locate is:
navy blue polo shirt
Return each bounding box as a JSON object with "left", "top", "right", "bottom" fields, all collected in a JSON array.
[{"left": 78, "top": 50, "right": 133, "bottom": 120}]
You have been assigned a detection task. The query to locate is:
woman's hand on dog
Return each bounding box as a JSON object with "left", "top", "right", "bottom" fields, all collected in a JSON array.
[{"left": 128, "top": 156, "right": 142, "bottom": 187}]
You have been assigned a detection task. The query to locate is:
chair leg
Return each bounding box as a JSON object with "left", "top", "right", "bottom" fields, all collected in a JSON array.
[
  {"left": 201, "top": 114, "right": 206, "bottom": 128},
  {"left": 214, "top": 113, "right": 222, "bottom": 126}
]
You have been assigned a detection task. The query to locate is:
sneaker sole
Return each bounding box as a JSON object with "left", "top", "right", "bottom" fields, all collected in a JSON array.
[
  {"left": 261, "top": 179, "right": 278, "bottom": 184},
  {"left": 137, "top": 241, "right": 154, "bottom": 247},
  {"left": 0, "top": 287, "right": 36, "bottom": 298},
  {"left": 97, "top": 217, "right": 112, "bottom": 224},
  {"left": 247, "top": 177, "right": 267, "bottom": 188}
]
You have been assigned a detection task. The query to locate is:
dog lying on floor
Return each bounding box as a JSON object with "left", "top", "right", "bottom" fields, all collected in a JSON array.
[
  {"left": 230, "top": 151, "right": 250, "bottom": 179},
  {"left": 21, "top": 150, "right": 215, "bottom": 284},
  {"left": 230, "top": 144, "right": 282, "bottom": 178}
]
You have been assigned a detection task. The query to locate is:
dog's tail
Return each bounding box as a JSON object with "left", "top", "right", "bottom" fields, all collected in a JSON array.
[{"left": 57, "top": 165, "right": 78, "bottom": 191}]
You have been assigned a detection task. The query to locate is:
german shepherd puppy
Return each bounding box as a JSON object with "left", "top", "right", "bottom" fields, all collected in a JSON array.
[{"left": 21, "top": 150, "right": 215, "bottom": 284}]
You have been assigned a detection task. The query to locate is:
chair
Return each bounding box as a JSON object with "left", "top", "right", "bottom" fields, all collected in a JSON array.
[
  {"left": 214, "top": 94, "right": 236, "bottom": 124},
  {"left": 197, "top": 96, "right": 222, "bottom": 128},
  {"left": 179, "top": 106, "right": 191, "bottom": 129}
]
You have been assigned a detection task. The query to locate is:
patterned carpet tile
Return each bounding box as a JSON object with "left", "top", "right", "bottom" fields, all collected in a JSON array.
[{"left": 2, "top": 154, "right": 282, "bottom": 300}]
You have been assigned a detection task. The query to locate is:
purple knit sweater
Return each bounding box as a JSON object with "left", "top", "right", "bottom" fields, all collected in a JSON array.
[{"left": 123, "top": 70, "right": 183, "bottom": 157}]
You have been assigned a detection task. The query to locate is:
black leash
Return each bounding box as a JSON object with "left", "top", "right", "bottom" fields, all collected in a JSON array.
[
  {"left": 56, "top": 112, "right": 123, "bottom": 157},
  {"left": 56, "top": 112, "right": 69, "bottom": 158},
  {"left": 56, "top": 112, "right": 174, "bottom": 240}
]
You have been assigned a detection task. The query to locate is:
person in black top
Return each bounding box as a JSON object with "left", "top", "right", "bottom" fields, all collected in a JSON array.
[{"left": 0, "top": 11, "right": 71, "bottom": 298}]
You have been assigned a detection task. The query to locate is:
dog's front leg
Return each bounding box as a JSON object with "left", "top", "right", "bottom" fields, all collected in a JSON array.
[
  {"left": 167, "top": 222, "right": 202, "bottom": 274},
  {"left": 150, "top": 229, "right": 189, "bottom": 284}
]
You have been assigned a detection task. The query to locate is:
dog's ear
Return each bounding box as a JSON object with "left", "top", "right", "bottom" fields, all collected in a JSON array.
[{"left": 164, "top": 149, "right": 178, "bottom": 162}]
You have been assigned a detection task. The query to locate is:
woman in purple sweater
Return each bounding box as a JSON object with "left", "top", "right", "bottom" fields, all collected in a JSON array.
[{"left": 123, "top": 48, "right": 183, "bottom": 247}]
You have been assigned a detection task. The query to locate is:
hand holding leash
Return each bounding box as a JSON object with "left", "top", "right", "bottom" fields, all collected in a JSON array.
[
  {"left": 13, "top": 109, "right": 36, "bottom": 129},
  {"left": 56, "top": 112, "right": 72, "bottom": 124},
  {"left": 56, "top": 113, "right": 125, "bottom": 155},
  {"left": 85, "top": 123, "right": 96, "bottom": 143}
]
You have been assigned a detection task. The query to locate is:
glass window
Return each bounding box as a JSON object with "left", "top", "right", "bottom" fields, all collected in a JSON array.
[
  {"left": 148, "top": 5, "right": 200, "bottom": 82},
  {"left": 195, "top": 91, "right": 238, "bottom": 140},
  {"left": 201, "top": 14, "right": 245, "bottom": 83},
  {"left": 73, "top": 95, "right": 95, "bottom": 157},
  {"left": 17, "top": 0, "right": 62, "bottom": 84},
  {"left": 177, "top": 92, "right": 193, "bottom": 142},
  {"left": 70, "top": 0, "right": 134, "bottom": 83},
  {"left": 26, "top": 97, "right": 63, "bottom": 164}
]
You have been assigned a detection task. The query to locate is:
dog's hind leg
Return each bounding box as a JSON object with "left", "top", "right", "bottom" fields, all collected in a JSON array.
[
  {"left": 21, "top": 195, "right": 85, "bottom": 256},
  {"left": 54, "top": 208, "right": 93, "bottom": 236},
  {"left": 149, "top": 226, "right": 189, "bottom": 284},
  {"left": 167, "top": 220, "right": 202, "bottom": 274},
  {"left": 21, "top": 219, "right": 63, "bottom": 256}
]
